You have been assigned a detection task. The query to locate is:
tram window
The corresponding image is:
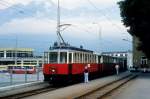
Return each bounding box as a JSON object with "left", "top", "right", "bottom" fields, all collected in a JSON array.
[
  {"left": 49, "top": 52, "right": 58, "bottom": 63},
  {"left": 15, "top": 66, "right": 21, "bottom": 69},
  {"left": 103, "top": 56, "right": 106, "bottom": 63},
  {"left": 98, "top": 56, "right": 101, "bottom": 63},
  {"left": 25, "top": 66, "right": 33, "bottom": 69},
  {"left": 85, "top": 54, "right": 87, "bottom": 63},
  {"left": 29, "top": 66, "right": 33, "bottom": 69},
  {"left": 74, "top": 53, "right": 76, "bottom": 63},
  {"left": 60, "top": 52, "right": 67, "bottom": 63},
  {"left": 69, "top": 53, "right": 72, "bottom": 63},
  {"left": 89, "top": 54, "right": 91, "bottom": 63},
  {"left": 8, "top": 66, "right": 13, "bottom": 69},
  {"left": 27, "top": 66, "right": 30, "bottom": 69},
  {"left": 94, "top": 55, "right": 96, "bottom": 63},
  {"left": 44, "top": 52, "right": 48, "bottom": 63},
  {"left": 25, "top": 66, "right": 29, "bottom": 69},
  {"left": 80, "top": 54, "right": 83, "bottom": 63}
]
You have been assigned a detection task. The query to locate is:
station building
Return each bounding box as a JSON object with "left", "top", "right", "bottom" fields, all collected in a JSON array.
[
  {"left": 102, "top": 51, "right": 133, "bottom": 69},
  {"left": 0, "top": 48, "right": 43, "bottom": 72},
  {"left": 102, "top": 51, "right": 128, "bottom": 58}
]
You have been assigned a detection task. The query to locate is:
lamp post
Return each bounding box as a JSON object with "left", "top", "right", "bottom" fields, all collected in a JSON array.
[
  {"left": 122, "top": 38, "right": 132, "bottom": 51},
  {"left": 93, "top": 23, "right": 102, "bottom": 55},
  {"left": 122, "top": 38, "right": 133, "bottom": 70}
]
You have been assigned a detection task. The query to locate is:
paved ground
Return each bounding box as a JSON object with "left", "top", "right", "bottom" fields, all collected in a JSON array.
[
  {"left": 104, "top": 73, "right": 150, "bottom": 99},
  {"left": 23, "top": 71, "right": 131, "bottom": 99}
]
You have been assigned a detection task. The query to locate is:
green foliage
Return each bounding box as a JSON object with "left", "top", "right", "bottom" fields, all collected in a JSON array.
[{"left": 118, "top": 0, "right": 150, "bottom": 59}]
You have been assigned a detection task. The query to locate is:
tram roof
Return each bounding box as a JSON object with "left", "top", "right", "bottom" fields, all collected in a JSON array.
[{"left": 49, "top": 44, "right": 93, "bottom": 53}]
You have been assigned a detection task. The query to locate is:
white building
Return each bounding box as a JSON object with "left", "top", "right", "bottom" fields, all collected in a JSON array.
[
  {"left": 0, "top": 48, "right": 43, "bottom": 67},
  {"left": 102, "top": 51, "right": 133, "bottom": 69}
]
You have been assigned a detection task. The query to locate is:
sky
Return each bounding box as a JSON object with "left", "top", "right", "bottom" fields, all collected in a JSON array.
[{"left": 0, "top": 0, "right": 132, "bottom": 55}]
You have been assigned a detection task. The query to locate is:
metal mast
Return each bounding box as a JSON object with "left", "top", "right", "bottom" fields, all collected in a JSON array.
[{"left": 57, "top": 0, "right": 65, "bottom": 46}]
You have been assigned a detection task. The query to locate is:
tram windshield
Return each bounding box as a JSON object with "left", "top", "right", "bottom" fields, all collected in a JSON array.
[
  {"left": 49, "top": 52, "right": 58, "bottom": 63},
  {"left": 49, "top": 52, "right": 67, "bottom": 63}
]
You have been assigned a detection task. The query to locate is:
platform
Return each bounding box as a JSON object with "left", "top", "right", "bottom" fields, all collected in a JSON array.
[
  {"left": 0, "top": 81, "right": 49, "bottom": 97},
  {"left": 23, "top": 71, "right": 131, "bottom": 99}
]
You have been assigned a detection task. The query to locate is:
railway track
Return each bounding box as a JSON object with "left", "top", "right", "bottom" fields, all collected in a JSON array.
[
  {"left": 76, "top": 74, "right": 138, "bottom": 99},
  {"left": 0, "top": 81, "right": 76, "bottom": 99},
  {"left": 0, "top": 85, "right": 57, "bottom": 99},
  {"left": 0, "top": 74, "right": 138, "bottom": 99}
]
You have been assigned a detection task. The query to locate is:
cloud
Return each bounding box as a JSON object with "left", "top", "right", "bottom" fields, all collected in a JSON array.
[
  {"left": 0, "top": 0, "right": 120, "bottom": 10},
  {"left": 0, "top": 15, "right": 128, "bottom": 39},
  {"left": 51, "top": 0, "right": 119, "bottom": 10},
  {"left": 0, "top": 0, "right": 34, "bottom": 9},
  {"left": 0, "top": 17, "right": 56, "bottom": 34},
  {"left": 0, "top": 0, "right": 57, "bottom": 25}
]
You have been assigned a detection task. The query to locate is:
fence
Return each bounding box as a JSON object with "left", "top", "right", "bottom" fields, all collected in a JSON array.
[{"left": 0, "top": 67, "right": 44, "bottom": 87}]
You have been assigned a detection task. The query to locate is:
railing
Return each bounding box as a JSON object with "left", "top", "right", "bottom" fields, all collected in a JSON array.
[{"left": 0, "top": 67, "right": 44, "bottom": 87}]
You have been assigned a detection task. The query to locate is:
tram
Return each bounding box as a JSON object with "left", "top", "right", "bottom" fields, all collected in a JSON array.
[
  {"left": 43, "top": 43, "right": 125, "bottom": 83},
  {"left": 0, "top": 65, "right": 8, "bottom": 73},
  {"left": 7, "top": 65, "right": 36, "bottom": 74}
]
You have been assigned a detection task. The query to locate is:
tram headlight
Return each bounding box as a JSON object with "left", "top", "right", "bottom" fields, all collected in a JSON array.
[{"left": 51, "top": 69, "right": 56, "bottom": 73}]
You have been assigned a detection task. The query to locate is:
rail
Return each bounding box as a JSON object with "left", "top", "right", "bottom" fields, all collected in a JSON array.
[
  {"left": 76, "top": 74, "right": 138, "bottom": 99},
  {"left": 0, "top": 82, "right": 55, "bottom": 99}
]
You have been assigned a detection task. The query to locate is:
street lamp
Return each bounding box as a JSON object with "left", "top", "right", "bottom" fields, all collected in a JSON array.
[
  {"left": 122, "top": 38, "right": 133, "bottom": 70},
  {"left": 122, "top": 38, "right": 132, "bottom": 42},
  {"left": 93, "top": 23, "right": 102, "bottom": 55},
  {"left": 122, "top": 38, "right": 133, "bottom": 51},
  {"left": 59, "top": 24, "right": 72, "bottom": 32}
]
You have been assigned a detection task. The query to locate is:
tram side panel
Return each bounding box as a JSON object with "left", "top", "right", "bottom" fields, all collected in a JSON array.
[
  {"left": 43, "top": 64, "right": 69, "bottom": 82},
  {"left": 43, "top": 63, "right": 100, "bottom": 82},
  {"left": 71, "top": 63, "right": 99, "bottom": 80},
  {"left": 101, "top": 63, "right": 114, "bottom": 75}
]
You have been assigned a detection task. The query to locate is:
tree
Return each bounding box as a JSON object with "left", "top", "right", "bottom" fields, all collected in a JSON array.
[{"left": 118, "top": 0, "right": 150, "bottom": 59}]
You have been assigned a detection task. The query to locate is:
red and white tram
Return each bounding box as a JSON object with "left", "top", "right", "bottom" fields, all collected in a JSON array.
[
  {"left": 8, "top": 65, "right": 36, "bottom": 74},
  {"left": 43, "top": 43, "right": 126, "bottom": 83}
]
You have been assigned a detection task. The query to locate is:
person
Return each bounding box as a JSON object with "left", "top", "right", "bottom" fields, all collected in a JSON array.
[
  {"left": 115, "top": 64, "right": 119, "bottom": 75},
  {"left": 84, "top": 65, "right": 89, "bottom": 83}
]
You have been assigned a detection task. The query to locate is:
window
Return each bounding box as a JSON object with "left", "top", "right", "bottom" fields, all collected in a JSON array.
[
  {"left": 0, "top": 53, "right": 4, "bottom": 57},
  {"left": 6, "top": 51, "right": 12, "bottom": 57},
  {"left": 60, "top": 52, "right": 67, "bottom": 63},
  {"left": 85, "top": 54, "right": 88, "bottom": 63},
  {"left": 49, "top": 52, "right": 58, "bottom": 63},
  {"left": 141, "top": 56, "right": 147, "bottom": 65},
  {"left": 69, "top": 53, "right": 72, "bottom": 63}
]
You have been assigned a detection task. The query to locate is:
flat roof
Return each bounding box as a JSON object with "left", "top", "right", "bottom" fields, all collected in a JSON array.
[{"left": 0, "top": 48, "right": 34, "bottom": 52}]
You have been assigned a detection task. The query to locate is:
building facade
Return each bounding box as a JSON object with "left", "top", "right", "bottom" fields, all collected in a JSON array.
[
  {"left": 0, "top": 48, "right": 43, "bottom": 67},
  {"left": 133, "top": 36, "right": 150, "bottom": 69},
  {"left": 102, "top": 51, "right": 133, "bottom": 69},
  {"left": 102, "top": 51, "right": 128, "bottom": 58}
]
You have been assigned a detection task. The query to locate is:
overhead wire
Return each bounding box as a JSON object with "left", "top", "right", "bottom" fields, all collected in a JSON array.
[
  {"left": 86, "top": 0, "right": 132, "bottom": 50},
  {"left": 86, "top": 0, "right": 127, "bottom": 34}
]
